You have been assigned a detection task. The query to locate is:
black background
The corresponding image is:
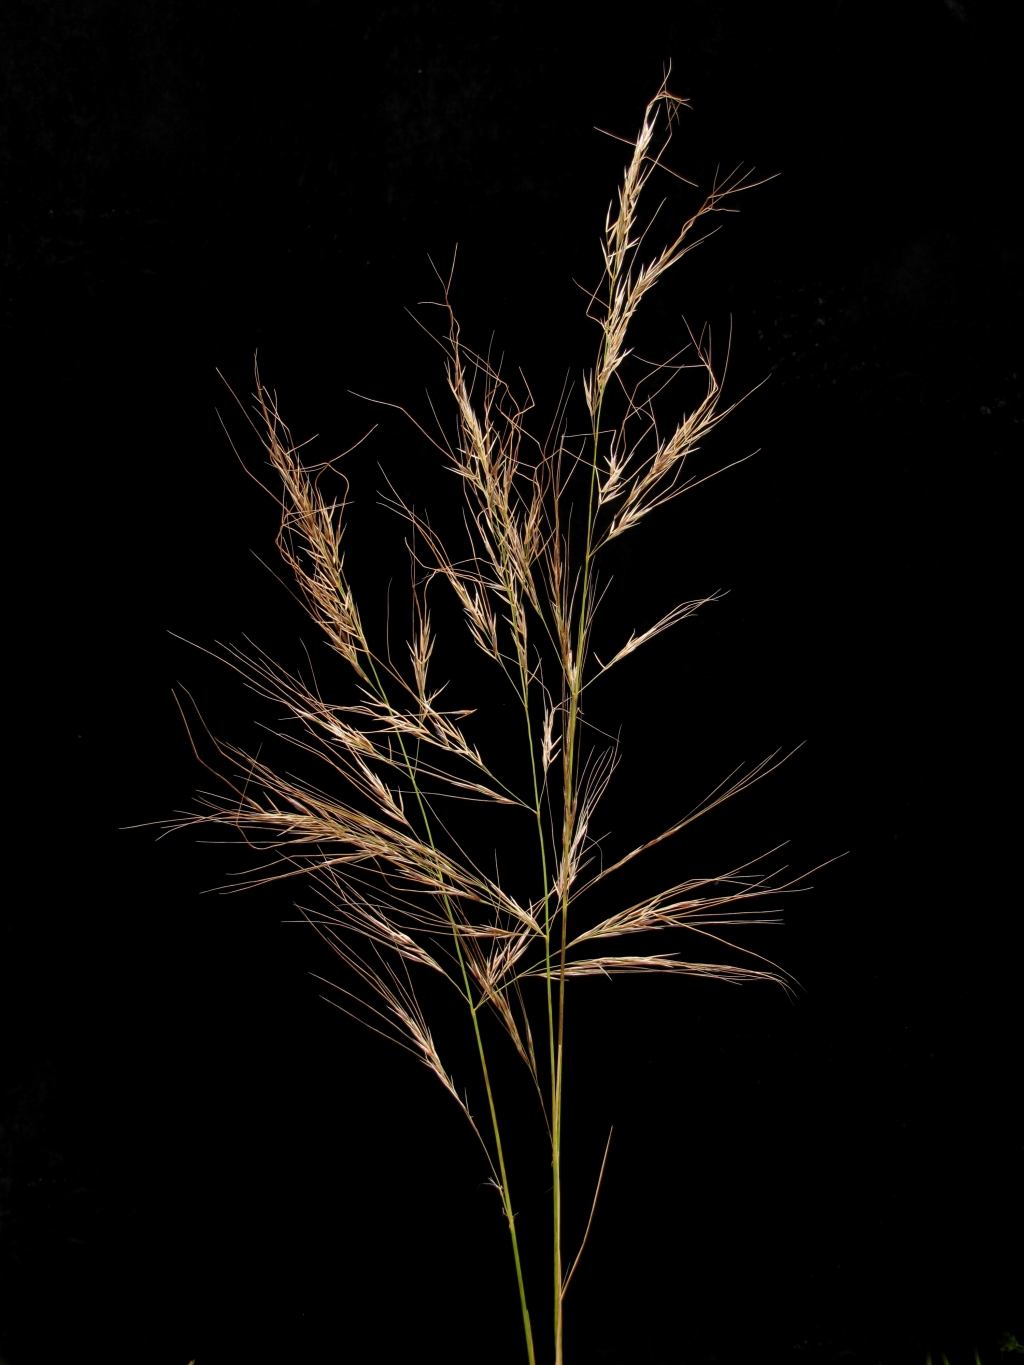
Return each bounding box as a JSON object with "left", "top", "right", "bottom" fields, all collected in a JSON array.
[{"left": 1, "top": 2, "right": 1020, "bottom": 1363}]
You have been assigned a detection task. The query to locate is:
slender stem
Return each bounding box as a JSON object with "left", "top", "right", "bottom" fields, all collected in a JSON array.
[
  {"left": 487, "top": 495, "right": 556, "bottom": 1138},
  {"left": 550, "top": 275, "right": 616, "bottom": 1359},
  {"left": 499, "top": 536, "right": 558, "bottom": 1364},
  {"left": 519, "top": 668, "right": 556, "bottom": 1125},
  {"left": 515, "top": 624, "right": 558, "bottom": 1363},
  {"left": 365, "top": 650, "right": 537, "bottom": 1365},
  {"left": 466, "top": 963, "right": 536, "bottom": 1365}
]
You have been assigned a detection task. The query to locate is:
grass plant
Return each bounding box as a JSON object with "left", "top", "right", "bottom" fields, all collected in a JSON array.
[{"left": 171, "top": 79, "right": 807, "bottom": 1364}]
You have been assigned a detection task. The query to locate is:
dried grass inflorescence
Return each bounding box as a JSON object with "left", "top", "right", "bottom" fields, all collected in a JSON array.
[{"left": 171, "top": 78, "right": 804, "bottom": 1365}]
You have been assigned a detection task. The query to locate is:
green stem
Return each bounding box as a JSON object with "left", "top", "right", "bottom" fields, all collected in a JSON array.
[
  {"left": 364, "top": 650, "right": 537, "bottom": 1365},
  {"left": 517, "top": 632, "right": 558, "bottom": 1364},
  {"left": 499, "top": 562, "right": 559, "bottom": 1365},
  {"left": 551, "top": 323, "right": 612, "bottom": 1361}
]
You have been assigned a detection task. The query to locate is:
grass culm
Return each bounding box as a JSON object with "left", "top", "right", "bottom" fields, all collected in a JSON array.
[{"left": 170, "top": 79, "right": 808, "bottom": 1364}]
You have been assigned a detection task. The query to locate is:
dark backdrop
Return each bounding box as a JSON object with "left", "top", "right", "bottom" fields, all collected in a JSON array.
[{"left": 1, "top": 3, "right": 1020, "bottom": 1364}]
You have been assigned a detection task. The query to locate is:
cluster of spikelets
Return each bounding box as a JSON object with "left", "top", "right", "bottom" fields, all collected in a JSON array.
[{"left": 172, "top": 78, "right": 805, "bottom": 1364}]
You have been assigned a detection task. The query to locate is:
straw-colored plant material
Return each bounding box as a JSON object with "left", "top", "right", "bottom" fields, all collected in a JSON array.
[{"left": 169, "top": 76, "right": 809, "bottom": 1365}]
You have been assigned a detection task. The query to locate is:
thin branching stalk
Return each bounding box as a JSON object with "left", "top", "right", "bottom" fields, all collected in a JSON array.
[{"left": 168, "top": 76, "right": 807, "bottom": 1364}]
